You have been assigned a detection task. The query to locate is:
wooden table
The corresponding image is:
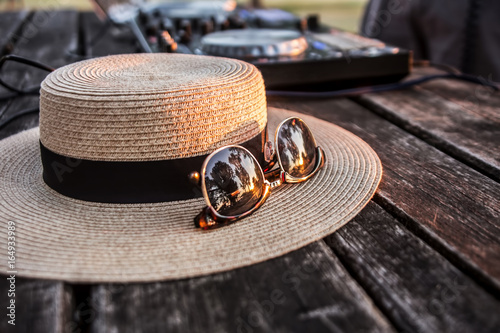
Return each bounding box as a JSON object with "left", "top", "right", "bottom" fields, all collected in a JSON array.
[{"left": 1, "top": 10, "right": 499, "bottom": 333}]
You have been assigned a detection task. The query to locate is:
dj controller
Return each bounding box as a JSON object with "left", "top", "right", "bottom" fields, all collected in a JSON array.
[{"left": 97, "top": 0, "right": 412, "bottom": 90}]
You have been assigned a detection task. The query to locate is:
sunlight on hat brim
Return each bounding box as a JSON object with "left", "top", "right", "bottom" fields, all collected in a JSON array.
[{"left": 0, "top": 108, "right": 382, "bottom": 282}]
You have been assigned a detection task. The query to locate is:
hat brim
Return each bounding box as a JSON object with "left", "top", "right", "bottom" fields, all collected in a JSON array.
[{"left": 0, "top": 107, "right": 382, "bottom": 282}]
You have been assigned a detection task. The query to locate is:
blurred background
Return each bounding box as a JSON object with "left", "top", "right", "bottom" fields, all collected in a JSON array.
[{"left": 0, "top": 0, "right": 369, "bottom": 32}]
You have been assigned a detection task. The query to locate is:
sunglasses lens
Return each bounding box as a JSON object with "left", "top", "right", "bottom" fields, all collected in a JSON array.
[
  {"left": 277, "top": 118, "right": 317, "bottom": 178},
  {"left": 204, "top": 146, "right": 265, "bottom": 216}
]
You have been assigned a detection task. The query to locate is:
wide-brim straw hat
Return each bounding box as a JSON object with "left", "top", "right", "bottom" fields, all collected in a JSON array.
[{"left": 0, "top": 54, "right": 382, "bottom": 282}]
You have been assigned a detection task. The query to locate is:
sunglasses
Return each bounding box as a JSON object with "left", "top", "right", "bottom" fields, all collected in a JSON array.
[{"left": 192, "top": 117, "right": 325, "bottom": 229}]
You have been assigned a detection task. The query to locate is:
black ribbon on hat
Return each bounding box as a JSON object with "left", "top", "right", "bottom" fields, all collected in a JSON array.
[{"left": 40, "top": 128, "right": 267, "bottom": 203}]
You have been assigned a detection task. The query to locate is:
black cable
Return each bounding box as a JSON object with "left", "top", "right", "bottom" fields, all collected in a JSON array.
[
  {"left": 0, "top": 55, "right": 54, "bottom": 94},
  {"left": 266, "top": 73, "right": 499, "bottom": 98},
  {"left": 414, "top": 60, "right": 462, "bottom": 75},
  {"left": 0, "top": 55, "right": 54, "bottom": 130},
  {"left": 0, "top": 55, "right": 55, "bottom": 73}
]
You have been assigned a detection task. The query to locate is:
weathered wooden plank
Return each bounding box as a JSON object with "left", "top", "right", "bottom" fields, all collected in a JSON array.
[
  {"left": 327, "top": 202, "right": 500, "bottom": 333},
  {"left": 1, "top": 10, "right": 498, "bottom": 333},
  {"left": 89, "top": 242, "right": 395, "bottom": 333},
  {"left": 0, "top": 10, "right": 81, "bottom": 333},
  {"left": 81, "top": 11, "right": 139, "bottom": 58},
  {"left": 419, "top": 70, "right": 500, "bottom": 125},
  {"left": 354, "top": 71, "right": 500, "bottom": 181},
  {"left": 0, "top": 277, "right": 73, "bottom": 333},
  {"left": 0, "top": 10, "right": 79, "bottom": 139},
  {"left": 404, "top": 66, "right": 499, "bottom": 123},
  {"left": 0, "top": 11, "right": 29, "bottom": 55},
  {"left": 268, "top": 98, "right": 500, "bottom": 295}
]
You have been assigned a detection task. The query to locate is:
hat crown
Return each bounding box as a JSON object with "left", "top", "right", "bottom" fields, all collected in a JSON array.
[{"left": 39, "top": 53, "right": 267, "bottom": 161}]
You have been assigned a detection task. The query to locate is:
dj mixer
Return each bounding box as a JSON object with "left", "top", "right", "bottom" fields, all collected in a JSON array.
[{"left": 95, "top": 0, "right": 412, "bottom": 90}]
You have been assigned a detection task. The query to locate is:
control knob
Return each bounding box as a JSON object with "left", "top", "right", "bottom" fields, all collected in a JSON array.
[{"left": 201, "top": 29, "right": 308, "bottom": 59}]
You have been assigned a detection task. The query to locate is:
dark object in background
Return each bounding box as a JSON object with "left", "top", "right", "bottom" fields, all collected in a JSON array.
[
  {"left": 361, "top": 0, "right": 500, "bottom": 81},
  {"left": 94, "top": 1, "right": 411, "bottom": 91}
]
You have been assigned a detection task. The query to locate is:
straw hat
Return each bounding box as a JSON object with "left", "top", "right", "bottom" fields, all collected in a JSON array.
[{"left": 0, "top": 54, "right": 382, "bottom": 282}]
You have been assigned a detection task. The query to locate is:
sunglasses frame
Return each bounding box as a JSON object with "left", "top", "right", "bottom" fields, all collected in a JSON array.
[
  {"left": 273, "top": 117, "right": 325, "bottom": 184},
  {"left": 196, "top": 117, "right": 325, "bottom": 229},
  {"left": 198, "top": 144, "right": 272, "bottom": 229}
]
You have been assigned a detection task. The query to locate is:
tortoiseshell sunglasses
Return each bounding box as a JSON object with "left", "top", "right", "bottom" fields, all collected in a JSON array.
[{"left": 192, "top": 117, "right": 325, "bottom": 229}]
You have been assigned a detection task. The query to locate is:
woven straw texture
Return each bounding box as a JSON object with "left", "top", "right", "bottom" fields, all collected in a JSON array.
[
  {"left": 0, "top": 107, "right": 382, "bottom": 282},
  {"left": 0, "top": 53, "right": 381, "bottom": 282},
  {"left": 40, "top": 53, "right": 267, "bottom": 161}
]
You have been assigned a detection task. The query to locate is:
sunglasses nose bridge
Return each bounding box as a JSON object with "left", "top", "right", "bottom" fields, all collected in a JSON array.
[{"left": 268, "top": 175, "right": 284, "bottom": 188}]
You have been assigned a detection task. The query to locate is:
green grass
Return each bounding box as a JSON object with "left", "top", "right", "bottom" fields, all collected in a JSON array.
[
  {"left": 1, "top": 0, "right": 368, "bottom": 32},
  {"left": 273, "top": 1, "right": 367, "bottom": 32}
]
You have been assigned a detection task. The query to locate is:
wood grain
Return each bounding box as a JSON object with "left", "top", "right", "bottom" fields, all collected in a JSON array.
[
  {"left": 90, "top": 242, "right": 394, "bottom": 333},
  {"left": 82, "top": 14, "right": 396, "bottom": 333},
  {"left": 354, "top": 68, "right": 500, "bottom": 181},
  {"left": 0, "top": 10, "right": 499, "bottom": 333},
  {"left": 0, "top": 277, "right": 73, "bottom": 333},
  {"left": 268, "top": 97, "right": 500, "bottom": 294},
  {"left": 327, "top": 202, "right": 500, "bottom": 333},
  {"left": 0, "top": 11, "right": 79, "bottom": 333},
  {"left": 414, "top": 67, "right": 500, "bottom": 124}
]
